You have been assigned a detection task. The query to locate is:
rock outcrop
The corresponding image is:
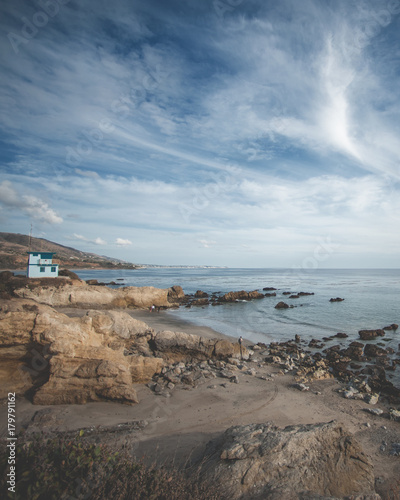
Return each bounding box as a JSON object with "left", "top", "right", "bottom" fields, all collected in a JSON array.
[
  {"left": 12, "top": 280, "right": 184, "bottom": 310},
  {"left": 0, "top": 299, "right": 164, "bottom": 404},
  {"left": 0, "top": 299, "right": 249, "bottom": 405},
  {"left": 150, "top": 330, "right": 249, "bottom": 363},
  {"left": 200, "top": 420, "right": 376, "bottom": 500}
]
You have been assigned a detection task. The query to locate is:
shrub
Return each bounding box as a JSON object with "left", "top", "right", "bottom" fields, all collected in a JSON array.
[{"left": 0, "top": 431, "right": 220, "bottom": 500}]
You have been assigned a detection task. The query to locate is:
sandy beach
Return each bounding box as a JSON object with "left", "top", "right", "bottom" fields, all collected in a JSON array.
[{"left": 2, "top": 306, "right": 399, "bottom": 498}]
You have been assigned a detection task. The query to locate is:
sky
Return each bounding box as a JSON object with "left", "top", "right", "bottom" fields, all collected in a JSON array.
[{"left": 0, "top": 0, "right": 400, "bottom": 268}]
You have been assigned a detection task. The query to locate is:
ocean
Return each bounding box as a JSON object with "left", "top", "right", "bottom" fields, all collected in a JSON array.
[{"left": 74, "top": 267, "right": 400, "bottom": 348}]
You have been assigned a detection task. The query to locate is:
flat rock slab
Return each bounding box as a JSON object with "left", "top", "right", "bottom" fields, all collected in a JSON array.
[{"left": 199, "top": 420, "right": 376, "bottom": 500}]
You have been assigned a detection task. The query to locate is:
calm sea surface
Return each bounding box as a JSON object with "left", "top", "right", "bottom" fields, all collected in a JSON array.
[{"left": 74, "top": 268, "right": 400, "bottom": 347}]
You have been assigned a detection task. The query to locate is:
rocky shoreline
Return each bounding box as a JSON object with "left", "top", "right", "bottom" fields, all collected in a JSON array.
[{"left": 1, "top": 271, "right": 400, "bottom": 499}]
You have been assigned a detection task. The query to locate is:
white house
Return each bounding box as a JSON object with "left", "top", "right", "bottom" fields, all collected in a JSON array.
[{"left": 27, "top": 252, "right": 59, "bottom": 278}]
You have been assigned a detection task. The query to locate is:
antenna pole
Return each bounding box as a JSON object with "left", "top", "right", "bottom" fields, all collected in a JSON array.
[{"left": 28, "top": 224, "right": 33, "bottom": 252}]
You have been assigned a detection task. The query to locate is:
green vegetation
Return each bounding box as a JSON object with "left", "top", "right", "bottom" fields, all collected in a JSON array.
[{"left": 0, "top": 432, "right": 220, "bottom": 500}]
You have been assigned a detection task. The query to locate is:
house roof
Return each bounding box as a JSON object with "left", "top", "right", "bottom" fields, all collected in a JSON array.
[{"left": 27, "top": 251, "right": 56, "bottom": 255}]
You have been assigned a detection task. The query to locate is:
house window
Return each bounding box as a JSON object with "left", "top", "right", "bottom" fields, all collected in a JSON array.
[
  {"left": 51, "top": 267, "right": 56, "bottom": 272},
  {"left": 40, "top": 267, "right": 45, "bottom": 272}
]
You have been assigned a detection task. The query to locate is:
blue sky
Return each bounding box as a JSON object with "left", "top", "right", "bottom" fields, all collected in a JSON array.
[{"left": 1, "top": 0, "right": 400, "bottom": 267}]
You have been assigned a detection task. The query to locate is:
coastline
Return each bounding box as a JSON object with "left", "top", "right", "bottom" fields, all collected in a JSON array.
[{"left": 2, "top": 275, "right": 400, "bottom": 497}]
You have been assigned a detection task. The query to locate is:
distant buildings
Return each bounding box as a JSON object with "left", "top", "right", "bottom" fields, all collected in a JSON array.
[{"left": 27, "top": 252, "right": 59, "bottom": 278}]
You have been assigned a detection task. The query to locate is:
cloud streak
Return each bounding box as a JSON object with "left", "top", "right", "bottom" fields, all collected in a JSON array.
[{"left": 1, "top": 0, "right": 400, "bottom": 266}]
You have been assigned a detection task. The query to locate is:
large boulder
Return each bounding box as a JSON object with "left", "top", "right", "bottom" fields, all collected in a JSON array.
[
  {"left": 275, "top": 301, "right": 289, "bottom": 309},
  {"left": 200, "top": 421, "right": 377, "bottom": 500}
]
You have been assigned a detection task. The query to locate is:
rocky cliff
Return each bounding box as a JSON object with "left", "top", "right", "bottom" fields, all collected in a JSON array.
[{"left": 0, "top": 297, "right": 248, "bottom": 405}]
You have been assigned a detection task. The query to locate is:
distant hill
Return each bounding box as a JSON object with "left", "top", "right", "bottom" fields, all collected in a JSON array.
[{"left": 0, "top": 232, "right": 139, "bottom": 270}]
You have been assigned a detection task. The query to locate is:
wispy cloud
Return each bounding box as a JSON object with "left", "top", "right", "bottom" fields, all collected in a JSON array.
[{"left": 1, "top": 0, "right": 400, "bottom": 266}]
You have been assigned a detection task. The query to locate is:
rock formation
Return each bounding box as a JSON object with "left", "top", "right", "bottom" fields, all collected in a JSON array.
[
  {"left": 218, "top": 290, "right": 264, "bottom": 302},
  {"left": 11, "top": 279, "right": 185, "bottom": 310},
  {"left": 200, "top": 420, "right": 376, "bottom": 500},
  {"left": 0, "top": 299, "right": 248, "bottom": 405},
  {"left": 0, "top": 299, "right": 162, "bottom": 404}
]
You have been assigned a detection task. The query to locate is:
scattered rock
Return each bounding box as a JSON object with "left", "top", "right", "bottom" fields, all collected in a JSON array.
[
  {"left": 389, "top": 409, "right": 400, "bottom": 422},
  {"left": 293, "top": 383, "right": 309, "bottom": 391},
  {"left": 275, "top": 301, "right": 289, "bottom": 309},
  {"left": 365, "top": 408, "right": 384, "bottom": 416},
  {"left": 390, "top": 443, "right": 400, "bottom": 456},
  {"left": 364, "top": 393, "right": 379, "bottom": 405},
  {"left": 330, "top": 297, "right": 345, "bottom": 302},
  {"left": 383, "top": 323, "right": 398, "bottom": 331}
]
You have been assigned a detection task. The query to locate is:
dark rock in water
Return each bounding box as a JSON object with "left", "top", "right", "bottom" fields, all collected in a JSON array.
[
  {"left": 199, "top": 421, "right": 376, "bottom": 500},
  {"left": 263, "top": 287, "right": 277, "bottom": 291},
  {"left": 264, "top": 292, "right": 276, "bottom": 297},
  {"left": 335, "top": 332, "right": 349, "bottom": 338},
  {"left": 295, "top": 334, "right": 301, "bottom": 343},
  {"left": 359, "top": 329, "right": 385, "bottom": 340},
  {"left": 365, "top": 365, "right": 400, "bottom": 401},
  {"left": 298, "top": 291, "right": 315, "bottom": 296},
  {"left": 308, "top": 339, "right": 323, "bottom": 348},
  {"left": 195, "top": 290, "right": 209, "bottom": 298},
  {"left": 330, "top": 297, "right": 344, "bottom": 302},
  {"left": 383, "top": 323, "right": 398, "bottom": 331},
  {"left": 282, "top": 291, "right": 291, "bottom": 295},
  {"left": 275, "top": 301, "right": 289, "bottom": 309},
  {"left": 289, "top": 294, "right": 300, "bottom": 299},
  {"left": 192, "top": 298, "right": 209, "bottom": 306},
  {"left": 364, "top": 344, "right": 388, "bottom": 358},
  {"left": 218, "top": 290, "right": 264, "bottom": 302},
  {"left": 342, "top": 341, "right": 365, "bottom": 361},
  {"left": 86, "top": 279, "right": 106, "bottom": 286}
]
